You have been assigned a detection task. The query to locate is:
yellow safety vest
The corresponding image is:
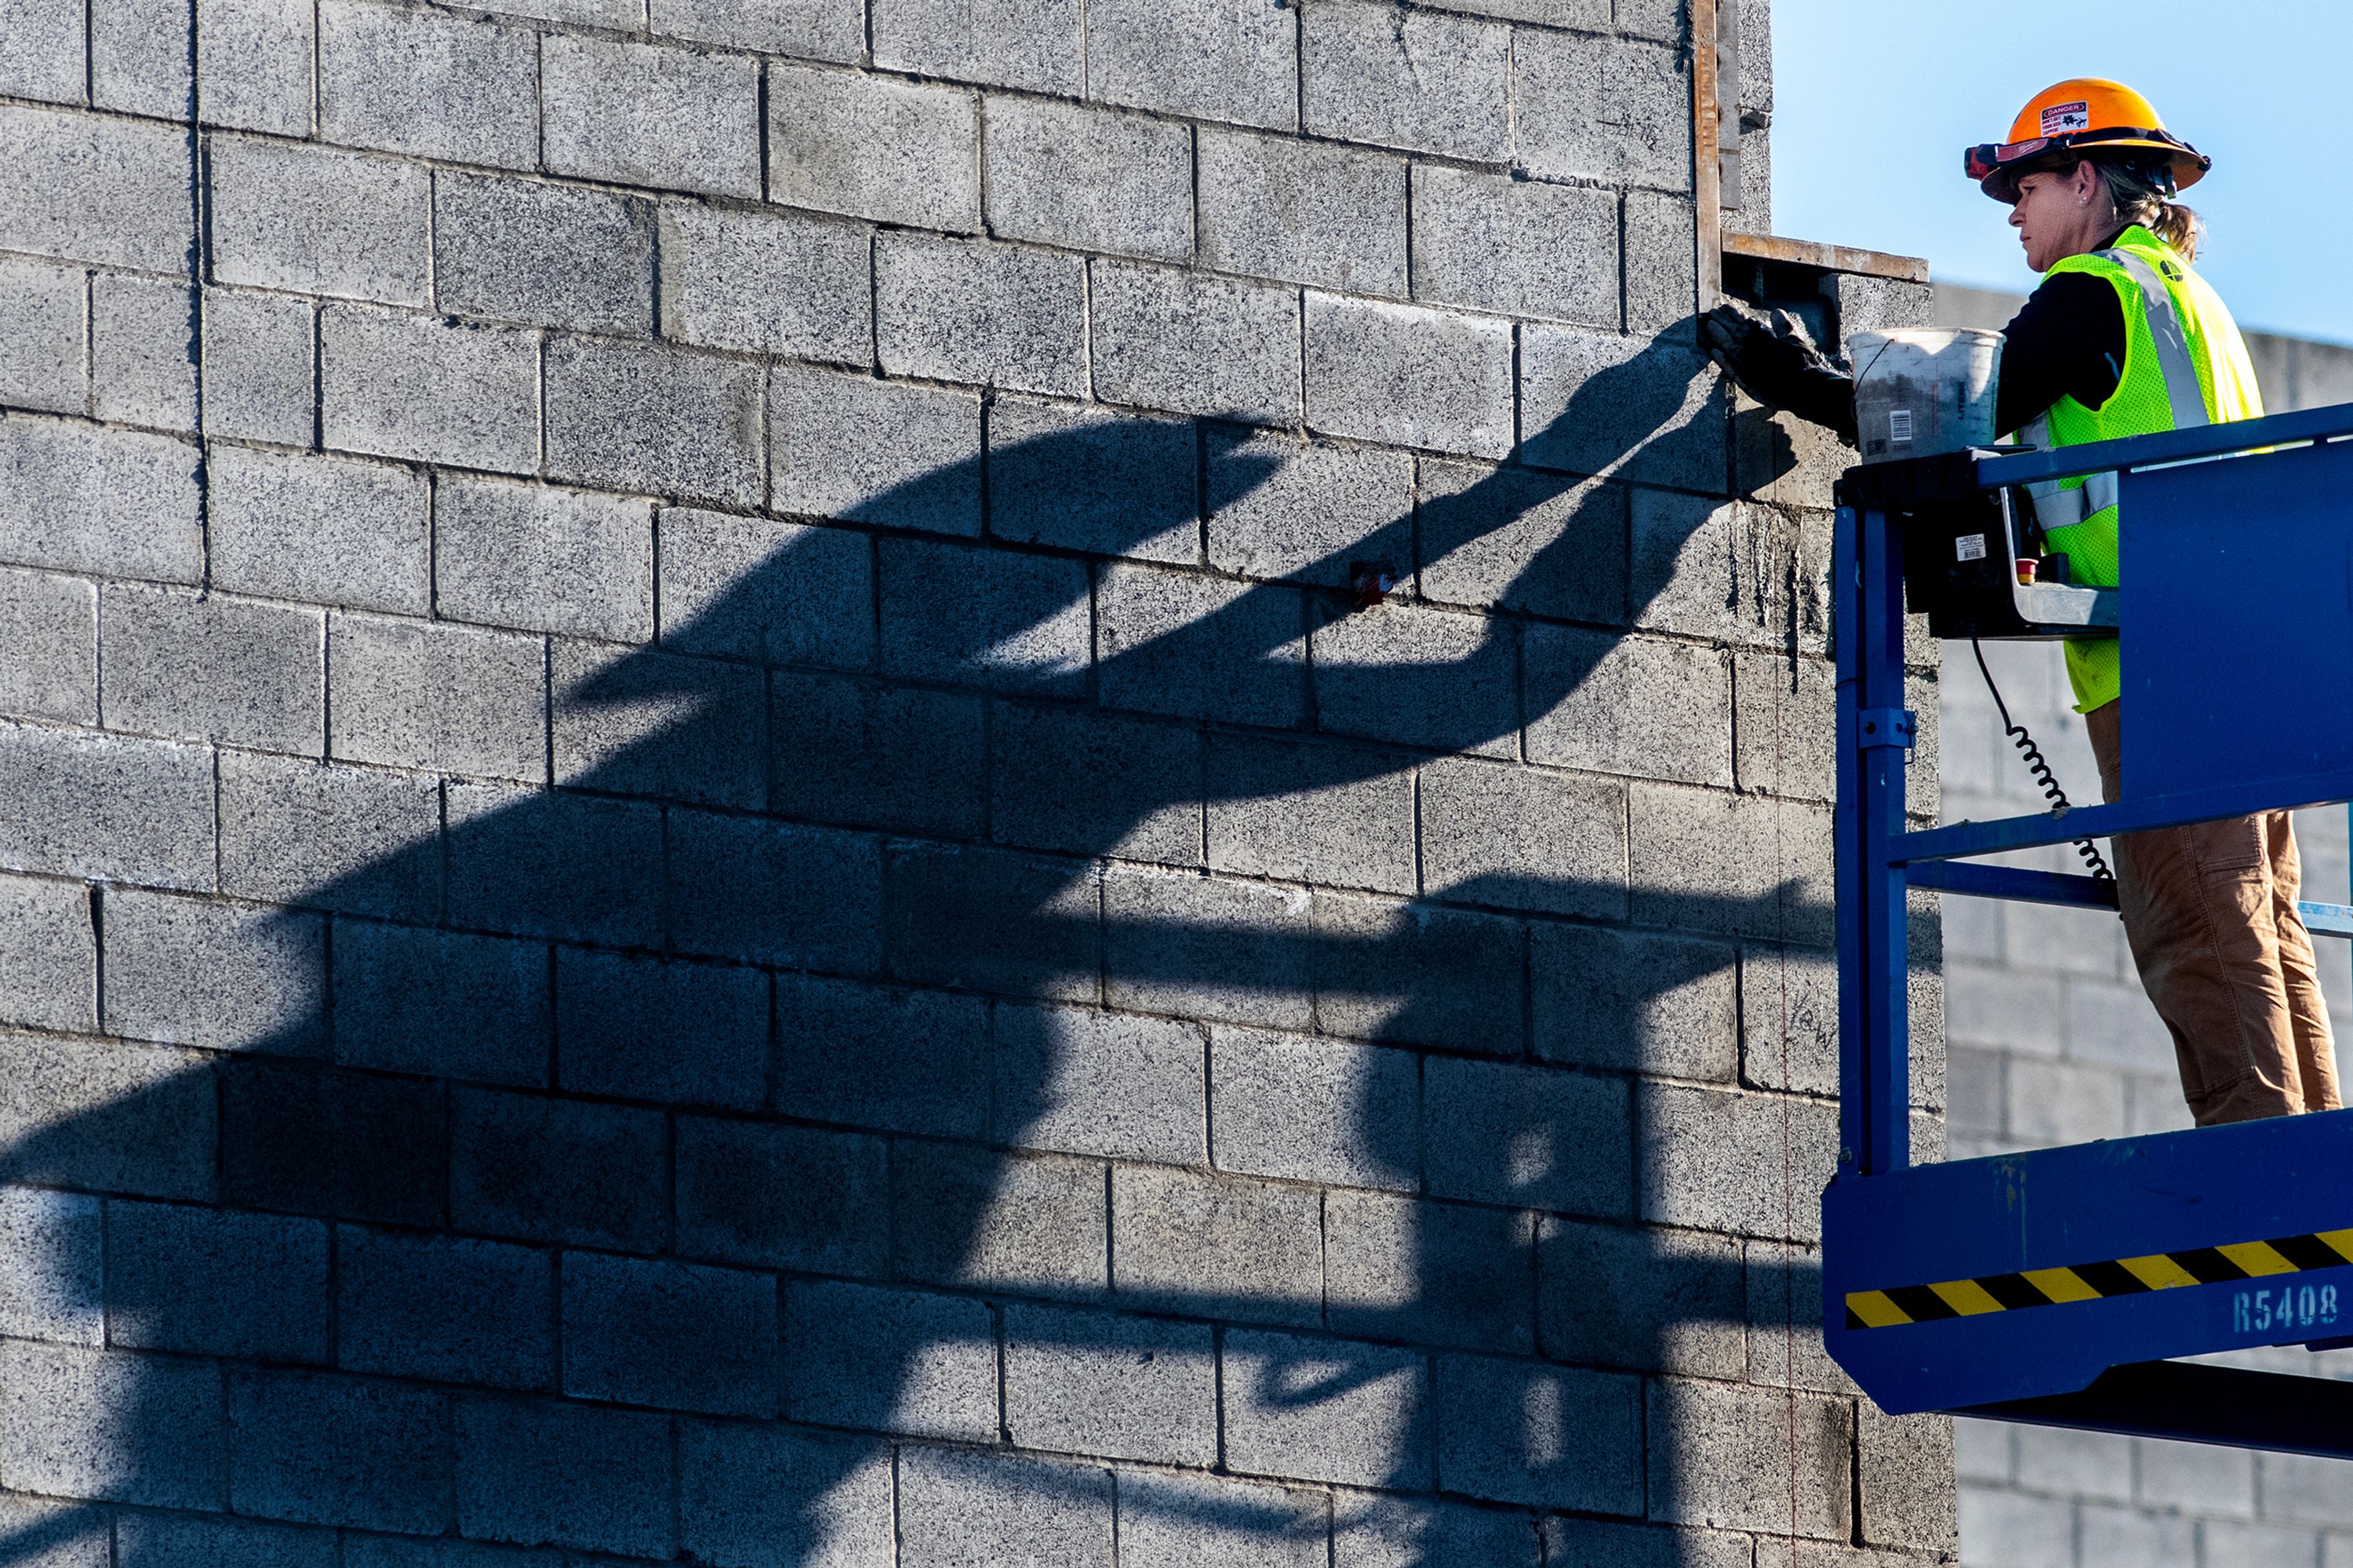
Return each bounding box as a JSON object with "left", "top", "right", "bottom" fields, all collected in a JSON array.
[{"left": 2014, "top": 224, "right": 2263, "bottom": 713}]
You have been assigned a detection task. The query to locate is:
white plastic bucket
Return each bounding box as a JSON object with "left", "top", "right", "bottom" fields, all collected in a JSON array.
[{"left": 1849, "top": 328, "right": 2004, "bottom": 463}]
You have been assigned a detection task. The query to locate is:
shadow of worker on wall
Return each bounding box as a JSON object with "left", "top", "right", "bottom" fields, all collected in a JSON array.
[{"left": 0, "top": 320, "right": 1881, "bottom": 1567}]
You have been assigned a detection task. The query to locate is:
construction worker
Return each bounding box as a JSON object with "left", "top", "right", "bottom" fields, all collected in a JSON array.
[{"left": 1708, "top": 80, "right": 2340, "bottom": 1127}]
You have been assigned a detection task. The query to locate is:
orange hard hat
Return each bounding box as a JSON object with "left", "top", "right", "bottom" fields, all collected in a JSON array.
[{"left": 1963, "top": 79, "right": 2210, "bottom": 203}]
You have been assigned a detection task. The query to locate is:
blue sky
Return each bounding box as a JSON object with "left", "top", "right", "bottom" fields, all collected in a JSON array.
[{"left": 1772, "top": 0, "right": 2353, "bottom": 343}]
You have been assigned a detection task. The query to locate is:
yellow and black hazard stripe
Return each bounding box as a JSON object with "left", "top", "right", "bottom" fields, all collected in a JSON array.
[{"left": 1846, "top": 1229, "right": 2353, "bottom": 1330}]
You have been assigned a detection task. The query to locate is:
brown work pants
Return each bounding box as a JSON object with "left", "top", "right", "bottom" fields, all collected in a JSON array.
[{"left": 2085, "top": 701, "right": 2342, "bottom": 1124}]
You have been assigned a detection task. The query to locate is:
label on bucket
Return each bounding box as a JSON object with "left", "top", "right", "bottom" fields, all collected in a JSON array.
[
  {"left": 1889, "top": 409, "right": 1914, "bottom": 444},
  {"left": 1955, "top": 534, "right": 1987, "bottom": 562}
]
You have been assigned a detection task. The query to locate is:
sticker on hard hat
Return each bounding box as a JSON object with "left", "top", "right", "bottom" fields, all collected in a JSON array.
[{"left": 2041, "top": 101, "right": 2091, "bottom": 135}]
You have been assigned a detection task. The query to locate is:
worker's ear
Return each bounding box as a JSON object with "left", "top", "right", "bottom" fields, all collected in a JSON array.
[{"left": 2072, "top": 158, "right": 2105, "bottom": 205}]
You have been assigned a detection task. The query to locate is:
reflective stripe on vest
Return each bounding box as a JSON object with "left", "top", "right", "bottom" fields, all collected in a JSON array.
[{"left": 2020, "top": 246, "right": 2210, "bottom": 529}]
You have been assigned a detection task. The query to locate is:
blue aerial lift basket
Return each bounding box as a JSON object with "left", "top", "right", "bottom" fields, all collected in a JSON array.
[{"left": 1830, "top": 401, "right": 2353, "bottom": 1454}]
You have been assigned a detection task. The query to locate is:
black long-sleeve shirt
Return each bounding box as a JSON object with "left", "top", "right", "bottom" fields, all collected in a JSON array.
[{"left": 1993, "top": 270, "right": 2129, "bottom": 439}]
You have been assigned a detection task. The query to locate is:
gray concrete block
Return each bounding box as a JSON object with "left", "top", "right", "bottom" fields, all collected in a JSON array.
[
  {"left": 0, "top": 567, "right": 95, "bottom": 724},
  {"left": 0, "top": 416, "right": 202, "bottom": 585},
  {"left": 876, "top": 232, "right": 1086, "bottom": 396},
  {"left": 1415, "top": 460, "right": 1626, "bottom": 622},
  {"left": 1639, "top": 1081, "right": 1837, "bottom": 1242},
  {"left": 1628, "top": 781, "right": 1833, "bottom": 944},
  {"left": 1625, "top": 189, "right": 1699, "bottom": 335},
  {"left": 1954, "top": 1486, "right": 2079, "bottom": 1568},
  {"left": 882, "top": 841, "right": 1098, "bottom": 1001},
  {"left": 1224, "top": 1328, "right": 1430, "bottom": 1488},
  {"left": 1631, "top": 493, "right": 1829, "bottom": 654},
  {"left": 1858, "top": 1408, "right": 1958, "bottom": 1553},
  {"left": 434, "top": 172, "right": 653, "bottom": 335},
  {"left": 99, "top": 583, "right": 322, "bottom": 753},
  {"left": 2007, "top": 1055, "right": 2127, "bottom": 1145},
  {"left": 0, "top": 1030, "right": 216, "bottom": 1200},
  {"left": 328, "top": 613, "right": 544, "bottom": 781},
  {"left": 1425, "top": 1055, "right": 1629, "bottom": 1215},
  {"left": 1514, "top": 31, "right": 1691, "bottom": 191},
  {"left": 769, "top": 365, "right": 979, "bottom": 535},
  {"left": 1524, "top": 627, "right": 1730, "bottom": 786},
  {"left": 197, "top": 0, "right": 313, "bottom": 134},
  {"left": 1537, "top": 1216, "right": 1741, "bottom": 1376},
  {"left": 984, "top": 97, "right": 1191, "bottom": 263},
  {"left": 1003, "top": 1303, "right": 1217, "bottom": 1466},
  {"left": 1335, "top": 1497, "right": 1540, "bottom": 1568},
  {"left": 90, "top": 0, "right": 191, "bottom": 116},
  {"left": 563, "top": 1252, "right": 776, "bottom": 1416},
  {"left": 1520, "top": 326, "right": 1726, "bottom": 493},
  {"left": 676, "top": 1116, "right": 887, "bottom": 1276},
  {"left": 1305, "top": 294, "right": 1513, "bottom": 458},
  {"left": 118, "top": 1515, "right": 337, "bottom": 1568},
  {"left": 2078, "top": 1506, "right": 2196, "bottom": 1568},
  {"left": 654, "top": 0, "right": 861, "bottom": 54},
  {"left": 783, "top": 1278, "right": 998, "bottom": 1441},
  {"left": 449, "top": 1088, "right": 665, "bottom": 1250},
  {"left": 1, "top": 1341, "right": 222, "bottom": 1507},
  {"left": 1087, "top": 0, "right": 1295, "bottom": 129},
  {"left": 542, "top": 35, "right": 759, "bottom": 198},
  {"left": 0, "top": 721, "right": 213, "bottom": 889},
  {"left": 879, "top": 537, "right": 1090, "bottom": 694},
  {"left": 988, "top": 396, "right": 1197, "bottom": 562},
  {"left": 770, "top": 671, "right": 983, "bottom": 835},
  {"left": 0, "top": 1188, "right": 101, "bottom": 1346},
  {"left": 334, "top": 920, "right": 547, "bottom": 1086},
  {"left": 2257, "top": 1450, "right": 2353, "bottom": 1526},
  {"left": 0, "top": 258, "right": 87, "bottom": 416},
  {"left": 1197, "top": 127, "right": 1405, "bottom": 298},
  {"left": 319, "top": 0, "right": 535, "bottom": 168},
  {"left": 669, "top": 811, "right": 883, "bottom": 971},
  {"left": 661, "top": 203, "right": 870, "bottom": 362},
  {"left": 202, "top": 287, "right": 314, "bottom": 444},
  {"left": 1325, "top": 1189, "right": 1533, "bottom": 1354},
  {"left": 662, "top": 508, "right": 877, "bottom": 664},
  {"left": 0, "top": 874, "right": 95, "bottom": 1033},
  {"left": 1530, "top": 920, "right": 1737, "bottom": 1080},
  {"left": 336, "top": 1227, "right": 551, "bottom": 1389},
  {"left": 104, "top": 890, "right": 325, "bottom": 1052},
  {"left": 1417, "top": 757, "right": 1628, "bottom": 917},
  {"left": 1732, "top": 648, "right": 1834, "bottom": 802},
  {"left": 988, "top": 700, "right": 1200, "bottom": 863},
  {"left": 898, "top": 1449, "right": 1111, "bottom": 1568},
  {"left": 553, "top": 640, "right": 763, "bottom": 807},
  {"left": 1308, "top": 890, "right": 1525, "bottom": 1055},
  {"left": 2204, "top": 1521, "right": 2326, "bottom": 1568},
  {"left": 222, "top": 748, "right": 444, "bottom": 925},
  {"left": 211, "top": 138, "right": 427, "bottom": 305},
  {"left": 872, "top": 0, "right": 1082, "bottom": 95},
  {"left": 210, "top": 446, "right": 428, "bottom": 614},
  {"left": 544, "top": 336, "right": 765, "bottom": 507},
  {"left": 679, "top": 1424, "right": 894, "bottom": 1568},
  {"left": 1207, "top": 431, "right": 1411, "bottom": 586},
  {"left": 454, "top": 1398, "right": 673, "bottom": 1556},
  {"left": 0, "top": 102, "right": 192, "bottom": 273},
  {"left": 1091, "top": 261, "right": 1301, "bottom": 425},
  {"left": 783, "top": 972, "right": 987, "bottom": 1132},
  {"left": 1205, "top": 732, "right": 1414, "bottom": 893},
  {"left": 1648, "top": 1377, "right": 1851, "bottom": 1537},
  {"left": 1310, "top": 599, "right": 1512, "bottom": 756},
  {"left": 1097, "top": 561, "right": 1306, "bottom": 726},
  {"left": 1110, "top": 1163, "right": 1320, "bottom": 1325},
  {"left": 1434, "top": 1352, "right": 1642, "bottom": 1512},
  {"left": 767, "top": 61, "right": 978, "bottom": 232},
  {"left": 995, "top": 1004, "right": 1205, "bottom": 1165},
  {"left": 91, "top": 273, "right": 197, "bottom": 430},
  {"left": 436, "top": 475, "right": 655, "bottom": 642},
  {"left": 1303, "top": 0, "right": 1507, "bottom": 160},
  {"left": 556, "top": 946, "right": 768, "bottom": 1110},
  {"left": 0, "top": 0, "right": 86, "bottom": 103},
  {"left": 2134, "top": 1437, "right": 2238, "bottom": 1517},
  {"left": 1121, "top": 1475, "right": 1328, "bottom": 1568},
  {"left": 320, "top": 303, "right": 538, "bottom": 473},
  {"left": 894, "top": 1143, "right": 1108, "bottom": 1298},
  {"left": 105, "top": 1200, "right": 327, "bottom": 1362},
  {"left": 1407, "top": 0, "right": 1601, "bottom": 19},
  {"left": 1210, "top": 1027, "right": 1416, "bottom": 1190},
  {"left": 1546, "top": 1520, "right": 1751, "bottom": 1568},
  {"left": 1411, "top": 165, "right": 1619, "bottom": 326},
  {"left": 1103, "top": 867, "right": 1314, "bottom": 1031}
]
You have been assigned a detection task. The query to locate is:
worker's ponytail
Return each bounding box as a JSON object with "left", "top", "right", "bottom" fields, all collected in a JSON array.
[{"left": 2090, "top": 156, "right": 2202, "bottom": 262}]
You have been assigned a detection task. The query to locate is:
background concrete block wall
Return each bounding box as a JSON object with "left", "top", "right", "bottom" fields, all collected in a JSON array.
[
  {"left": 1930, "top": 283, "right": 2353, "bottom": 1568},
  {"left": 0, "top": 2, "right": 1953, "bottom": 1565}
]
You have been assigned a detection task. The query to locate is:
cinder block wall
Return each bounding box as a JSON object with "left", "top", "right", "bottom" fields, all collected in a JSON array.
[
  {"left": 0, "top": 2, "right": 1953, "bottom": 1564},
  {"left": 1930, "top": 285, "right": 2353, "bottom": 1566}
]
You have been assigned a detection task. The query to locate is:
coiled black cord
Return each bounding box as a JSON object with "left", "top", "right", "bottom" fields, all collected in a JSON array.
[{"left": 1971, "top": 637, "right": 2115, "bottom": 884}]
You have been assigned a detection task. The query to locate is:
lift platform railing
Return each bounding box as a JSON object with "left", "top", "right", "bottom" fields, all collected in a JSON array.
[{"left": 1830, "top": 399, "right": 2353, "bottom": 1454}]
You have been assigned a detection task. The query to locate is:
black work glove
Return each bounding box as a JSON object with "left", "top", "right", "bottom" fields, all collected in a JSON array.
[{"left": 1702, "top": 303, "right": 1859, "bottom": 445}]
